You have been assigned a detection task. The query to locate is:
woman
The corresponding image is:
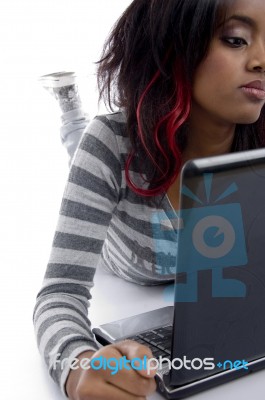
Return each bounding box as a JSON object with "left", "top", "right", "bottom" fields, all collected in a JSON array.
[{"left": 33, "top": 0, "right": 265, "bottom": 399}]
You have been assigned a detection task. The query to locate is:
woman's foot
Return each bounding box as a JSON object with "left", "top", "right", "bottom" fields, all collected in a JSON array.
[{"left": 39, "top": 71, "right": 82, "bottom": 113}]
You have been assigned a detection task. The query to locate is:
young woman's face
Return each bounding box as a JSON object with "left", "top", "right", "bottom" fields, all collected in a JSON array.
[{"left": 192, "top": 0, "right": 265, "bottom": 126}]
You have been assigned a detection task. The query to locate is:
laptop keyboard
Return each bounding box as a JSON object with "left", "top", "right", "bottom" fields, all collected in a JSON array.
[{"left": 127, "top": 325, "right": 172, "bottom": 358}]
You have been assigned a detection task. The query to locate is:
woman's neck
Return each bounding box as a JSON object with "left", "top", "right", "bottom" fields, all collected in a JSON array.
[
  {"left": 184, "top": 106, "right": 236, "bottom": 161},
  {"left": 166, "top": 112, "right": 236, "bottom": 211},
  {"left": 183, "top": 127, "right": 235, "bottom": 162}
]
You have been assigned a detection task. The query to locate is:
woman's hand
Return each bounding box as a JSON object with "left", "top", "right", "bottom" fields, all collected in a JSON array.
[{"left": 66, "top": 340, "right": 157, "bottom": 399}]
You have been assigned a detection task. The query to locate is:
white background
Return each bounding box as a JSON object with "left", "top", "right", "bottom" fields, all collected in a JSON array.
[{"left": 0, "top": 1, "right": 131, "bottom": 398}]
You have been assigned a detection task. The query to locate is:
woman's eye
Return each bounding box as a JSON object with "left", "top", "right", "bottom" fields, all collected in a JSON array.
[{"left": 221, "top": 36, "right": 248, "bottom": 47}]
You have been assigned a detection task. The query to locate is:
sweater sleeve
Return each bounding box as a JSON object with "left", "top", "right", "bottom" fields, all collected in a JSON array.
[{"left": 33, "top": 115, "right": 122, "bottom": 397}]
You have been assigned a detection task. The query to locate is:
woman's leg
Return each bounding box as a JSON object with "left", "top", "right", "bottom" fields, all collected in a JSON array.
[{"left": 39, "top": 72, "right": 90, "bottom": 163}]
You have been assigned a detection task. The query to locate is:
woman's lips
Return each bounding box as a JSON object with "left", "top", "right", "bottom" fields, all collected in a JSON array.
[
  {"left": 240, "top": 80, "right": 265, "bottom": 100},
  {"left": 241, "top": 87, "right": 265, "bottom": 100}
]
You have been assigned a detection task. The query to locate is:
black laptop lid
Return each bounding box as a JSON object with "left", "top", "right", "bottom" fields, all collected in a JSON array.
[{"left": 170, "top": 148, "right": 265, "bottom": 386}]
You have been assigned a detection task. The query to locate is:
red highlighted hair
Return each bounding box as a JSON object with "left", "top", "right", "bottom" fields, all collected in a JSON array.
[{"left": 125, "top": 60, "right": 191, "bottom": 196}]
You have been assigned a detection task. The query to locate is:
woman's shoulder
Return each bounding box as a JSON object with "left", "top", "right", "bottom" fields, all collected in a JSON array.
[
  {"left": 93, "top": 110, "right": 127, "bottom": 137},
  {"left": 77, "top": 111, "right": 130, "bottom": 166},
  {"left": 81, "top": 110, "right": 128, "bottom": 144},
  {"left": 80, "top": 110, "right": 130, "bottom": 157}
]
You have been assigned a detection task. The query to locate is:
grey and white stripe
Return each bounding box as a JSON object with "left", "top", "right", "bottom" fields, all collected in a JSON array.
[{"left": 33, "top": 112, "right": 177, "bottom": 397}]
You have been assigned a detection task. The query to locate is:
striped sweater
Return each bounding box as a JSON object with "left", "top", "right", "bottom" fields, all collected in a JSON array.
[{"left": 33, "top": 111, "right": 178, "bottom": 396}]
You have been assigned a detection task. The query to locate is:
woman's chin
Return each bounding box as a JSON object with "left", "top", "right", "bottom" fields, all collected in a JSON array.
[{"left": 236, "top": 112, "right": 263, "bottom": 125}]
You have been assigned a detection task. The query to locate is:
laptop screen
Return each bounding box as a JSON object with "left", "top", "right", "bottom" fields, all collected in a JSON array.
[{"left": 170, "top": 149, "right": 265, "bottom": 386}]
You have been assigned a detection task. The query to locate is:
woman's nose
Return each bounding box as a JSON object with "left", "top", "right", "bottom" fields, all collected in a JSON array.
[{"left": 247, "top": 41, "right": 265, "bottom": 73}]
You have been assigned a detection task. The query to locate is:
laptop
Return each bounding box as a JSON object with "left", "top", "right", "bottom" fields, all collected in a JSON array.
[{"left": 93, "top": 147, "right": 265, "bottom": 398}]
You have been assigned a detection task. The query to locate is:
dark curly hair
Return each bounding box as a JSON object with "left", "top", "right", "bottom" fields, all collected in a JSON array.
[{"left": 97, "top": 0, "right": 265, "bottom": 196}]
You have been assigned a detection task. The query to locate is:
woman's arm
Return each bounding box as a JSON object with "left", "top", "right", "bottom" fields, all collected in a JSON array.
[{"left": 33, "top": 114, "right": 122, "bottom": 396}]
